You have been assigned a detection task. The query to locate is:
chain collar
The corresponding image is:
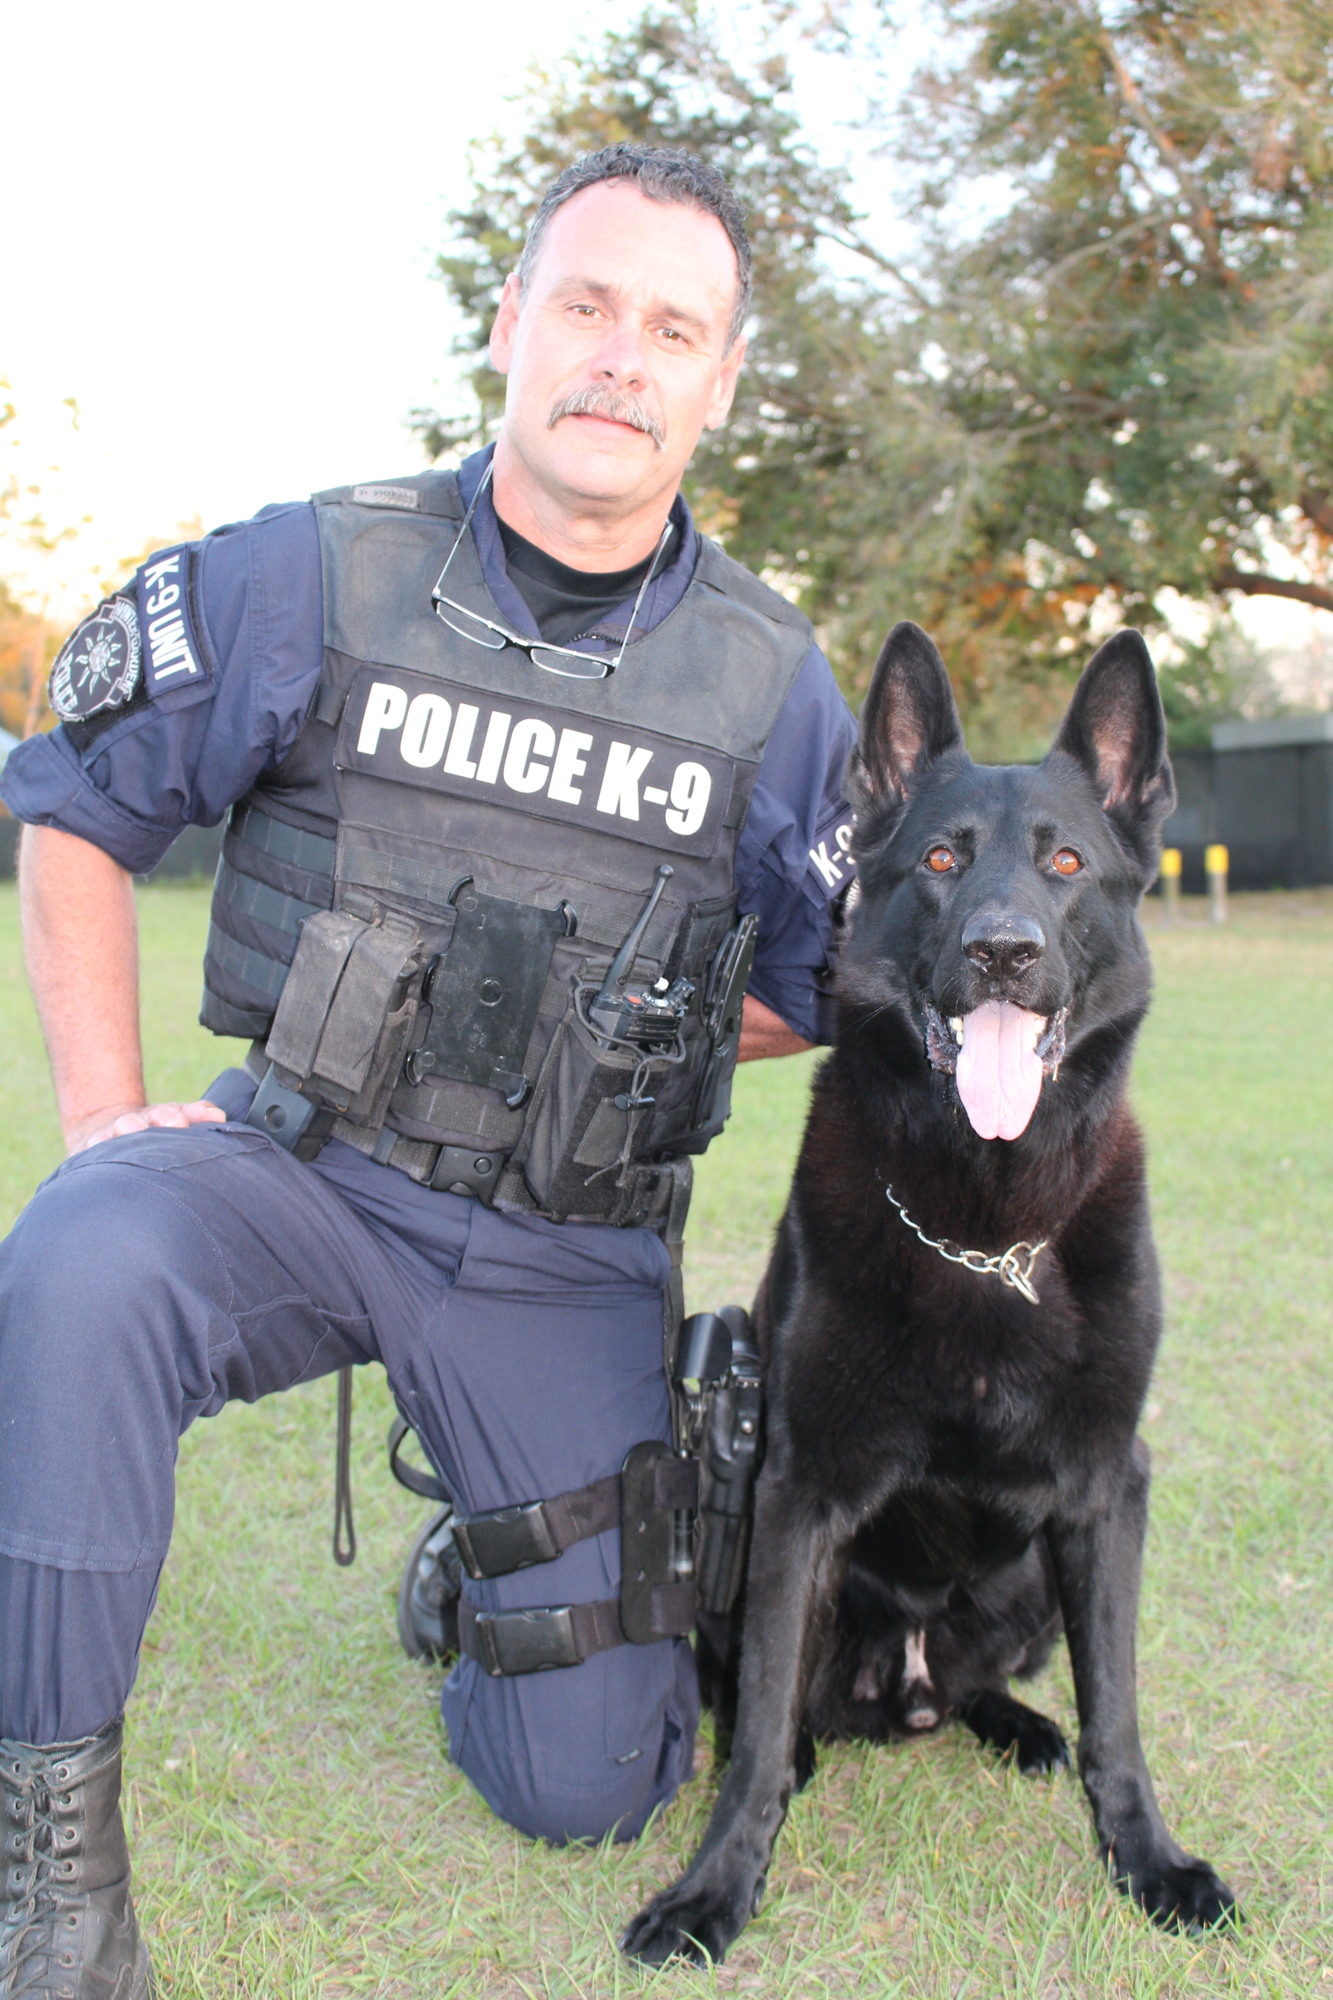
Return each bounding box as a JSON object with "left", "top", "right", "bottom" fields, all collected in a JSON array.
[{"left": 884, "top": 1185, "right": 1048, "bottom": 1305}]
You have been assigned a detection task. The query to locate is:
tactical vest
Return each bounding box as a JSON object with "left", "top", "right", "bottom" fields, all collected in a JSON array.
[{"left": 200, "top": 470, "right": 812, "bottom": 1228}]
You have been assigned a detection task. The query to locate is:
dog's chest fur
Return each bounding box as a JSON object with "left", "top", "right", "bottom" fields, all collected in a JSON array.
[{"left": 763, "top": 885, "right": 1162, "bottom": 1539}]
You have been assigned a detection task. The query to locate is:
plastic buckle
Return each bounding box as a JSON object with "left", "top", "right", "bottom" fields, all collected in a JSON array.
[
  {"left": 245, "top": 1064, "right": 334, "bottom": 1162},
  {"left": 453, "top": 1501, "right": 560, "bottom": 1579},
  {"left": 427, "top": 1145, "right": 505, "bottom": 1204},
  {"left": 472, "top": 1605, "right": 580, "bottom": 1676}
]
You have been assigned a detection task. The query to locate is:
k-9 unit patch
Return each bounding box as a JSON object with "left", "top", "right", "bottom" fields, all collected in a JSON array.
[
  {"left": 134, "top": 546, "right": 206, "bottom": 695},
  {"left": 49, "top": 594, "right": 142, "bottom": 721}
]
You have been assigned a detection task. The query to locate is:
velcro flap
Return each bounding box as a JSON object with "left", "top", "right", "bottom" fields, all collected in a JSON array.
[
  {"left": 265, "top": 910, "right": 366, "bottom": 1079},
  {"left": 312, "top": 917, "right": 420, "bottom": 1092}
]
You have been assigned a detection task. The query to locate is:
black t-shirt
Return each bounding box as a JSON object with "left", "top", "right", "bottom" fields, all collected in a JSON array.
[{"left": 496, "top": 515, "right": 675, "bottom": 646}]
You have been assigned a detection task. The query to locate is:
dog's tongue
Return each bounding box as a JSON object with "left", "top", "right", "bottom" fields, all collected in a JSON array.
[{"left": 955, "top": 1001, "right": 1046, "bottom": 1140}]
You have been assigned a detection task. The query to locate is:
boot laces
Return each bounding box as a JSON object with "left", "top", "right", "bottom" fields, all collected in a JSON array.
[{"left": 3, "top": 1765, "right": 79, "bottom": 1993}]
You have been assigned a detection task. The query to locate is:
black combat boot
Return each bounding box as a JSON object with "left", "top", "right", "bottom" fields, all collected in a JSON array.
[
  {"left": 1, "top": 1719, "right": 151, "bottom": 1999},
  {"left": 396, "top": 1507, "right": 464, "bottom": 1663}
]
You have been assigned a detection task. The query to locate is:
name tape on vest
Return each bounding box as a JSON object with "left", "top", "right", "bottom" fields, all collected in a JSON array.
[
  {"left": 133, "top": 547, "right": 207, "bottom": 697},
  {"left": 352, "top": 484, "right": 422, "bottom": 510},
  {"left": 337, "top": 667, "right": 734, "bottom": 856}
]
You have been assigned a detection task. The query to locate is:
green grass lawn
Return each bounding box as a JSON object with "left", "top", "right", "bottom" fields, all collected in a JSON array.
[{"left": 1, "top": 882, "right": 1329, "bottom": 1998}]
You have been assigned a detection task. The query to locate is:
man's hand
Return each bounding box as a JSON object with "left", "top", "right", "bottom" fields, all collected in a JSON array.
[{"left": 64, "top": 1099, "right": 227, "bottom": 1157}]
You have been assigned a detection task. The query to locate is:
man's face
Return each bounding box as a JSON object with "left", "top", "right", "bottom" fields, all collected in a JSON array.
[{"left": 488, "top": 180, "right": 746, "bottom": 523}]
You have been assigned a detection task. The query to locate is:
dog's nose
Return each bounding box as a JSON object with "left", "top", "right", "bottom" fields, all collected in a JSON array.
[{"left": 961, "top": 912, "right": 1046, "bottom": 978}]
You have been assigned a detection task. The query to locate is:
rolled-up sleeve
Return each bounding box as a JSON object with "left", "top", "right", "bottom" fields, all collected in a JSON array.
[
  {"left": 0, "top": 502, "right": 324, "bottom": 875},
  {"left": 738, "top": 643, "right": 857, "bottom": 1044}
]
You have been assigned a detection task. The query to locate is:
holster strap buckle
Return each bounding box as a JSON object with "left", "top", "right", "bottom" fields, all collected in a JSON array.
[
  {"left": 458, "top": 1597, "right": 625, "bottom": 1676},
  {"left": 452, "top": 1471, "right": 623, "bottom": 1579},
  {"left": 458, "top": 1584, "right": 693, "bottom": 1675}
]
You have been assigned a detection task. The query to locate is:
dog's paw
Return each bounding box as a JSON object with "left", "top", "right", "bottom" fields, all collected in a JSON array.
[
  {"left": 620, "top": 1877, "right": 756, "bottom": 1968},
  {"left": 1120, "top": 1855, "right": 1240, "bottom": 1934},
  {"left": 1007, "top": 1708, "right": 1071, "bottom": 1775},
  {"left": 961, "top": 1689, "right": 1071, "bottom": 1775}
]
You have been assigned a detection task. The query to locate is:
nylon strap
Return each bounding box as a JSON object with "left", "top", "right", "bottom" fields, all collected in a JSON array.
[
  {"left": 457, "top": 1584, "right": 693, "bottom": 1675},
  {"left": 454, "top": 1584, "right": 688, "bottom": 1680},
  {"left": 452, "top": 1471, "right": 623, "bottom": 1579},
  {"left": 213, "top": 866, "right": 320, "bottom": 941},
  {"left": 205, "top": 925, "right": 291, "bottom": 1004},
  {"left": 229, "top": 800, "right": 337, "bottom": 878},
  {"left": 458, "top": 1596, "right": 626, "bottom": 1676}
]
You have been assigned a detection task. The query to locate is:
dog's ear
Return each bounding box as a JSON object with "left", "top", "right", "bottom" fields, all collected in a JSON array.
[
  {"left": 1052, "top": 630, "right": 1176, "bottom": 847},
  {"left": 851, "top": 623, "right": 964, "bottom": 809}
]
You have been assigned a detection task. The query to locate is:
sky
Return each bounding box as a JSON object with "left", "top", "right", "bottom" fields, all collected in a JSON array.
[
  {"left": 2, "top": 0, "right": 1325, "bottom": 669},
  {"left": 3, "top": 0, "right": 638, "bottom": 613}
]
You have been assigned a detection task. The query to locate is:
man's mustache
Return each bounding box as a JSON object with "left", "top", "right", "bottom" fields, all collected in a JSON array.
[{"left": 547, "top": 386, "right": 665, "bottom": 450}]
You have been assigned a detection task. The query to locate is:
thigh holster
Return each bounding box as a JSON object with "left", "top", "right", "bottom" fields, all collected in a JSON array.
[{"left": 388, "top": 1422, "right": 698, "bottom": 1677}]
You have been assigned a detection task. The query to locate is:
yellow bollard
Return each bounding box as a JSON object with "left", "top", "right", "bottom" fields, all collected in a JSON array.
[
  {"left": 1159, "top": 847, "right": 1182, "bottom": 925},
  {"left": 1205, "top": 843, "right": 1229, "bottom": 923}
]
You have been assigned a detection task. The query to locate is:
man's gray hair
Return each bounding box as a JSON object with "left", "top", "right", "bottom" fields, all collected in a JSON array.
[{"left": 517, "top": 144, "right": 753, "bottom": 349}]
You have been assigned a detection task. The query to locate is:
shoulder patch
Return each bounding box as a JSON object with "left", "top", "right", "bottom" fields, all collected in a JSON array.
[
  {"left": 808, "top": 809, "right": 857, "bottom": 896},
  {"left": 134, "top": 547, "right": 208, "bottom": 696},
  {"left": 49, "top": 595, "right": 142, "bottom": 721}
]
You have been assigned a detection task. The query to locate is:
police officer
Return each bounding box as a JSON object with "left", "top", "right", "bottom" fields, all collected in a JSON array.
[{"left": 0, "top": 145, "right": 856, "bottom": 1998}]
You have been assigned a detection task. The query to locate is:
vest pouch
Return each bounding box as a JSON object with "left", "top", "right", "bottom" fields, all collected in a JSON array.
[
  {"left": 516, "top": 994, "right": 685, "bottom": 1223},
  {"left": 264, "top": 907, "right": 424, "bottom": 1127},
  {"left": 411, "top": 885, "right": 574, "bottom": 1107}
]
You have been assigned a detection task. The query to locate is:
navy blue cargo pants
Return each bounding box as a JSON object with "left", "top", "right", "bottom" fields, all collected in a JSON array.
[{"left": 0, "top": 1070, "right": 697, "bottom": 1843}]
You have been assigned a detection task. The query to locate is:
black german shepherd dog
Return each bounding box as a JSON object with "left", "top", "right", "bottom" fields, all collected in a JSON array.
[{"left": 623, "top": 623, "right": 1238, "bottom": 1966}]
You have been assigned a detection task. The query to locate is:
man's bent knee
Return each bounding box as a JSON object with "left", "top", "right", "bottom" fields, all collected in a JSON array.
[{"left": 443, "top": 1638, "right": 698, "bottom": 1845}]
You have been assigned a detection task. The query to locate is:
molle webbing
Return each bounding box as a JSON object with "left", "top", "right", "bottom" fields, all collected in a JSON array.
[{"left": 201, "top": 802, "right": 336, "bottom": 1038}]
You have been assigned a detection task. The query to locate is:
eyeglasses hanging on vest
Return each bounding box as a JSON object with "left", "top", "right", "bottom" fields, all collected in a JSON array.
[{"left": 431, "top": 461, "right": 673, "bottom": 682}]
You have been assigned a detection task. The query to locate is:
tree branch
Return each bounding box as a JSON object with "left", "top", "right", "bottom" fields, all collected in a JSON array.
[
  {"left": 816, "top": 226, "right": 936, "bottom": 312},
  {"left": 1299, "top": 486, "right": 1333, "bottom": 539},
  {"left": 1039, "top": 214, "right": 1165, "bottom": 289},
  {"left": 1093, "top": 27, "right": 1237, "bottom": 286},
  {"left": 1217, "top": 566, "right": 1333, "bottom": 612}
]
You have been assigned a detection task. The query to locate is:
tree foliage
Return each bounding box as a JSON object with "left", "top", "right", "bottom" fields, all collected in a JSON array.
[
  {"left": 0, "top": 387, "right": 88, "bottom": 741},
  {"left": 419, "top": 0, "right": 1333, "bottom": 749}
]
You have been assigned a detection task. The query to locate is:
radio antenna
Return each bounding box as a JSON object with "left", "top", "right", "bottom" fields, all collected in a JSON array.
[{"left": 597, "top": 865, "right": 673, "bottom": 1009}]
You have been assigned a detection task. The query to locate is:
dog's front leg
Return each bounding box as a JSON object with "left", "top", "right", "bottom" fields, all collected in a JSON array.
[
  {"left": 1049, "top": 1440, "right": 1238, "bottom": 1931},
  {"left": 621, "top": 1465, "right": 847, "bottom": 1967}
]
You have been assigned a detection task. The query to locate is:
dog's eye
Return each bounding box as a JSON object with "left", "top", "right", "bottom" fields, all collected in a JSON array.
[
  {"left": 1051, "top": 849, "right": 1083, "bottom": 876},
  {"left": 925, "top": 847, "right": 956, "bottom": 874}
]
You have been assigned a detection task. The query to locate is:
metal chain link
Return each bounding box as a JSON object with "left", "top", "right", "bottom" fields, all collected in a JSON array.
[{"left": 884, "top": 1185, "right": 1048, "bottom": 1305}]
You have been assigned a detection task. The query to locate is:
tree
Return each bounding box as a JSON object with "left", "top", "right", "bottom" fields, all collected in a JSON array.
[
  {"left": 0, "top": 386, "right": 94, "bottom": 741},
  {"left": 420, "top": 0, "right": 1333, "bottom": 749},
  {"left": 891, "top": 0, "right": 1333, "bottom": 710}
]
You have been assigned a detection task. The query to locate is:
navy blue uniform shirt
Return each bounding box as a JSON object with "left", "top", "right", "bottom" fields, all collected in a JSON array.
[{"left": 2, "top": 454, "right": 857, "bottom": 1042}]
